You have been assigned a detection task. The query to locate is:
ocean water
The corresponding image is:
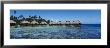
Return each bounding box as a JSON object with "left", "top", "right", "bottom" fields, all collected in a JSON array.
[{"left": 10, "top": 24, "right": 101, "bottom": 39}]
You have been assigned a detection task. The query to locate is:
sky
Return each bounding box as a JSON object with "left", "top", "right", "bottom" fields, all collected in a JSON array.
[{"left": 10, "top": 10, "right": 101, "bottom": 24}]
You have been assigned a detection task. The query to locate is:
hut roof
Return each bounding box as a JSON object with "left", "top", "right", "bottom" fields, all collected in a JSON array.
[
  {"left": 21, "top": 21, "right": 30, "bottom": 24},
  {"left": 40, "top": 22, "right": 47, "bottom": 24},
  {"left": 74, "top": 20, "right": 80, "bottom": 23},
  {"left": 10, "top": 20, "right": 16, "bottom": 23},
  {"left": 31, "top": 20, "right": 39, "bottom": 24},
  {"left": 70, "top": 20, "right": 81, "bottom": 24},
  {"left": 50, "top": 20, "right": 81, "bottom": 24},
  {"left": 57, "top": 21, "right": 62, "bottom": 24},
  {"left": 64, "top": 21, "right": 70, "bottom": 24},
  {"left": 49, "top": 21, "right": 57, "bottom": 24}
]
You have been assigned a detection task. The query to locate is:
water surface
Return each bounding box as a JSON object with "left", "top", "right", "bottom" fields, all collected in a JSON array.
[{"left": 10, "top": 24, "right": 101, "bottom": 39}]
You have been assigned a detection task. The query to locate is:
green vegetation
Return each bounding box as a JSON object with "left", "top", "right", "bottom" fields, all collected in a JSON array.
[
  {"left": 10, "top": 15, "right": 50, "bottom": 25},
  {"left": 10, "top": 15, "right": 81, "bottom": 26}
]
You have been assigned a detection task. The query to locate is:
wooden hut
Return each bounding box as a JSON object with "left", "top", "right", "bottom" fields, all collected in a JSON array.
[
  {"left": 21, "top": 21, "right": 30, "bottom": 26},
  {"left": 49, "top": 21, "right": 57, "bottom": 25},
  {"left": 69, "top": 20, "right": 81, "bottom": 25},
  {"left": 57, "top": 21, "right": 62, "bottom": 24},
  {"left": 10, "top": 20, "right": 16, "bottom": 26},
  {"left": 31, "top": 20, "right": 39, "bottom": 24},
  {"left": 65, "top": 21, "right": 71, "bottom": 25},
  {"left": 40, "top": 22, "right": 47, "bottom": 25}
]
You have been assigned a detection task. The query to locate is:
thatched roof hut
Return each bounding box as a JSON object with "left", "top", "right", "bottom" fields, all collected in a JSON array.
[
  {"left": 10, "top": 20, "right": 16, "bottom": 23},
  {"left": 57, "top": 21, "right": 62, "bottom": 24},
  {"left": 31, "top": 20, "right": 39, "bottom": 24},
  {"left": 65, "top": 21, "right": 71, "bottom": 24},
  {"left": 75, "top": 20, "right": 81, "bottom": 24},
  {"left": 40, "top": 22, "right": 47, "bottom": 24},
  {"left": 10, "top": 20, "right": 16, "bottom": 26},
  {"left": 70, "top": 21, "right": 75, "bottom": 24},
  {"left": 70, "top": 20, "right": 81, "bottom": 24},
  {"left": 21, "top": 21, "right": 30, "bottom": 24},
  {"left": 49, "top": 21, "right": 57, "bottom": 24}
]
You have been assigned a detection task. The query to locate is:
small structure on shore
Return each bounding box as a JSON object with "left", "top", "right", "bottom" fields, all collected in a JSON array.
[
  {"left": 31, "top": 20, "right": 39, "bottom": 24},
  {"left": 10, "top": 19, "right": 81, "bottom": 26},
  {"left": 21, "top": 20, "right": 30, "bottom": 26},
  {"left": 40, "top": 22, "right": 47, "bottom": 25},
  {"left": 10, "top": 20, "right": 16, "bottom": 26}
]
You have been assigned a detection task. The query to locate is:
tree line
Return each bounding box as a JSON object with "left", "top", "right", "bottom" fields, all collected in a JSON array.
[{"left": 10, "top": 15, "right": 51, "bottom": 25}]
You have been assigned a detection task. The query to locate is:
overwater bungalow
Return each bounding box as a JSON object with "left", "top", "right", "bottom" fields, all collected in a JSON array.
[
  {"left": 21, "top": 20, "right": 30, "bottom": 26},
  {"left": 49, "top": 21, "right": 57, "bottom": 25},
  {"left": 64, "top": 20, "right": 81, "bottom": 25},
  {"left": 73, "top": 20, "right": 81, "bottom": 24},
  {"left": 49, "top": 20, "right": 81, "bottom": 25},
  {"left": 10, "top": 20, "right": 16, "bottom": 26},
  {"left": 65, "top": 21, "right": 71, "bottom": 24},
  {"left": 57, "top": 21, "right": 62, "bottom": 24}
]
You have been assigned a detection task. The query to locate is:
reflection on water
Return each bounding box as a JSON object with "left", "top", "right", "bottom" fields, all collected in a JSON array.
[{"left": 10, "top": 24, "right": 101, "bottom": 39}]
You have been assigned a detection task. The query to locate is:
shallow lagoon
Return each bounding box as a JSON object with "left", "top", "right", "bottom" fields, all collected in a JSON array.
[{"left": 10, "top": 24, "right": 101, "bottom": 39}]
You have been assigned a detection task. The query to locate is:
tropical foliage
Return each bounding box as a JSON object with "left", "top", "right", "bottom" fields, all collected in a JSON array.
[{"left": 10, "top": 15, "right": 50, "bottom": 25}]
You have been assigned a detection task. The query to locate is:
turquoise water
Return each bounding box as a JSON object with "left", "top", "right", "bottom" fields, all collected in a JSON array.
[{"left": 10, "top": 24, "right": 101, "bottom": 39}]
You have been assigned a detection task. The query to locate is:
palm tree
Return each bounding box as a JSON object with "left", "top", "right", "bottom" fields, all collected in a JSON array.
[
  {"left": 22, "top": 17, "right": 25, "bottom": 21},
  {"left": 33, "top": 15, "right": 38, "bottom": 19},
  {"left": 47, "top": 20, "right": 50, "bottom": 24},
  {"left": 25, "top": 16, "right": 33, "bottom": 23},
  {"left": 10, "top": 15, "right": 14, "bottom": 20},
  {"left": 18, "top": 15, "right": 23, "bottom": 20},
  {"left": 29, "top": 15, "right": 31, "bottom": 18},
  {"left": 14, "top": 10, "right": 16, "bottom": 14},
  {"left": 19, "top": 15, "right": 23, "bottom": 18},
  {"left": 38, "top": 16, "right": 41, "bottom": 19}
]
